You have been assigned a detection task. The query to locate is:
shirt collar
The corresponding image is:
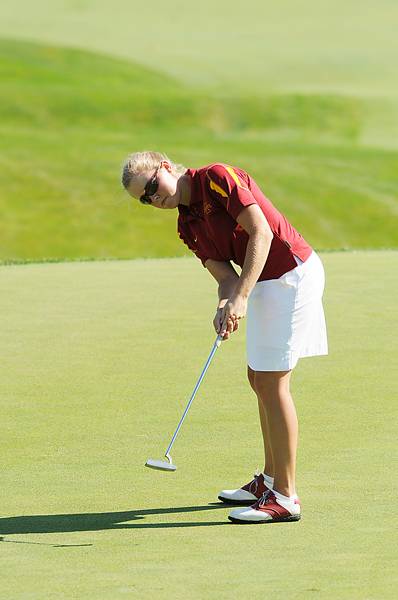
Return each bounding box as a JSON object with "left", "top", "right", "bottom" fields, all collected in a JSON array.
[{"left": 178, "top": 169, "right": 203, "bottom": 222}]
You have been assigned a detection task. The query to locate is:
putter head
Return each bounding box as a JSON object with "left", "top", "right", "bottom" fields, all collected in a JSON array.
[{"left": 145, "top": 458, "right": 177, "bottom": 472}]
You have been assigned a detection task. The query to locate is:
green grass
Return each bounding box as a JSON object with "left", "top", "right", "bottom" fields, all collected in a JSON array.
[
  {"left": 0, "top": 38, "right": 397, "bottom": 262},
  {"left": 1, "top": 252, "right": 397, "bottom": 599},
  {"left": 0, "top": 1, "right": 397, "bottom": 261},
  {"left": 0, "top": 36, "right": 367, "bottom": 136},
  {"left": 1, "top": 1, "right": 397, "bottom": 97},
  {"left": 1, "top": 5, "right": 397, "bottom": 597}
]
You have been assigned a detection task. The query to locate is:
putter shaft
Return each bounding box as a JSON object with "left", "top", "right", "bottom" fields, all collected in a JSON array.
[{"left": 164, "top": 334, "right": 222, "bottom": 458}]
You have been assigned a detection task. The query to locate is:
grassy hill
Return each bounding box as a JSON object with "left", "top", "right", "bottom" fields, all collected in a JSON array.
[
  {"left": 0, "top": 37, "right": 397, "bottom": 261},
  {"left": 1, "top": 1, "right": 397, "bottom": 98}
]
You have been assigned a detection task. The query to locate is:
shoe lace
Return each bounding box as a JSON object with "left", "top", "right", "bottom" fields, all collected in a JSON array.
[
  {"left": 248, "top": 471, "right": 261, "bottom": 494},
  {"left": 257, "top": 490, "right": 273, "bottom": 508}
]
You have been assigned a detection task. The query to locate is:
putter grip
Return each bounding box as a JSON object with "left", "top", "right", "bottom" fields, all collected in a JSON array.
[{"left": 215, "top": 334, "right": 223, "bottom": 347}]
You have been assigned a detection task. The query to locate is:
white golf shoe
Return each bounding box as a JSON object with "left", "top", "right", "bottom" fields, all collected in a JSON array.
[
  {"left": 228, "top": 491, "right": 301, "bottom": 524},
  {"left": 218, "top": 472, "right": 271, "bottom": 505}
]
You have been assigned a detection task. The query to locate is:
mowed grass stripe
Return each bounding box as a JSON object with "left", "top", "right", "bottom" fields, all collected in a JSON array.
[{"left": 0, "top": 252, "right": 397, "bottom": 599}]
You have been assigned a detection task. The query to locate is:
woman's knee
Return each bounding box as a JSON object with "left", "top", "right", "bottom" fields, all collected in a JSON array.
[{"left": 254, "top": 370, "right": 291, "bottom": 398}]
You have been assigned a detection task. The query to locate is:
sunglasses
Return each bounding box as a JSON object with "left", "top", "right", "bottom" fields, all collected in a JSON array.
[{"left": 140, "top": 165, "right": 161, "bottom": 205}]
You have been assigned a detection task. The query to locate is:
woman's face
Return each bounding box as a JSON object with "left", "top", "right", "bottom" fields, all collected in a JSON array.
[{"left": 127, "top": 162, "right": 180, "bottom": 209}]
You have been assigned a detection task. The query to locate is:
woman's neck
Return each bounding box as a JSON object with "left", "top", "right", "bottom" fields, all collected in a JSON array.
[{"left": 178, "top": 174, "right": 191, "bottom": 206}]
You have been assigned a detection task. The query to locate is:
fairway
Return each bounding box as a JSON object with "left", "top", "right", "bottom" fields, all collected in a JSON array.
[
  {"left": 0, "top": 1, "right": 397, "bottom": 97},
  {"left": 1, "top": 251, "right": 397, "bottom": 599}
]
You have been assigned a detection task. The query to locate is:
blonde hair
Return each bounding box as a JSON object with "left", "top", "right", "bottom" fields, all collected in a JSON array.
[{"left": 121, "top": 150, "right": 187, "bottom": 190}]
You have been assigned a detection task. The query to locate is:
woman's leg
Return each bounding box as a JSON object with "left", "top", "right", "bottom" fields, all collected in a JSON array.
[
  {"left": 247, "top": 366, "right": 274, "bottom": 477},
  {"left": 253, "top": 370, "right": 298, "bottom": 497}
]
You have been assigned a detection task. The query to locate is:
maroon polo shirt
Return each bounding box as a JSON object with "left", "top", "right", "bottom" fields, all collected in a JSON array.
[{"left": 177, "top": 163, "right": 313, "bottom": 281}]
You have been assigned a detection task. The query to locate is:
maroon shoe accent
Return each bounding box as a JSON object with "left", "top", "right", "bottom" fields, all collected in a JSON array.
[
  {"left": 241, "top": 473, "right": 270, "bottom": 499},
  {"left": 228, "top": 492, "right": 301, "bottom": 524},
  {"left": 250, "top": 492, "right": 300, "bottom": 521}
]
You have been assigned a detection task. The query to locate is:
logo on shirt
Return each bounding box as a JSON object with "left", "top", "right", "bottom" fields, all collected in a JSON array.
[{"left": 203, "top": 200, "right": 213, "bottom": 215}]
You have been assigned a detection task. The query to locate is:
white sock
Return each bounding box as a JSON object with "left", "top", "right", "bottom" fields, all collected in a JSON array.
[
  {"left": 273, "top": 490, "right": 297, "bottom": 510},
  {"left": 263, "top": 473, "right": 274, "bottom": 490}
]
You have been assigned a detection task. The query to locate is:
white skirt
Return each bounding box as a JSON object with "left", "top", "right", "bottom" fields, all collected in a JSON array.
[{"left": 246, "top": 251, "right": 328, "bottom": 371}]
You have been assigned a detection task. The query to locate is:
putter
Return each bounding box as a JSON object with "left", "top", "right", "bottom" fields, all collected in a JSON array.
[{"left": 146, "top": 334, "right": 223, "bottom": 472}]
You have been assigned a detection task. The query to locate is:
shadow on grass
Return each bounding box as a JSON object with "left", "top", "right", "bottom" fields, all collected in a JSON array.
[{"left": 0, "top": 503, "right": 230, "bottom": 534}]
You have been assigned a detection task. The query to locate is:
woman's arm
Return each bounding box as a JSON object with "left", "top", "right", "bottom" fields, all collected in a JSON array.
[
  {"left": 205, "top": 259, "right": 239, "bottom": 307},
  {"left": 220, "top": 204, "right": 273, "bottom": 338},
  {"left": 204, "top": 259, "right": 239, "bottom": 338},
  {"left": 234, "top": 204, "right": 273, "bottom": 297}
]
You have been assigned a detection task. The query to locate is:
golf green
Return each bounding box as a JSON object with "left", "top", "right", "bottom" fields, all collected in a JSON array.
[{"left": 1, "top": 251, "right": 397, "bottom": 598}]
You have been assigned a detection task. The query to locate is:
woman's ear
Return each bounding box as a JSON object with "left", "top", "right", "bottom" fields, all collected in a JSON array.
[{"left": 162, "top": 161, "right": 172, "bottom": 173}]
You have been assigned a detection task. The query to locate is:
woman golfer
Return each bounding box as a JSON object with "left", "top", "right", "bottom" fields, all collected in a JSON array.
[{"left": 122, "top": 151, "right": 328, "bottom": 524}]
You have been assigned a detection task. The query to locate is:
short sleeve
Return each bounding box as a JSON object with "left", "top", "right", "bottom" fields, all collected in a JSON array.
[{"left": 206, "top": 164, "right": 257, "bottom": 221}]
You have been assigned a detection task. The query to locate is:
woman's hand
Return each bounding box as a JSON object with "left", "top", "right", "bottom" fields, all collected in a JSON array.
[
  {"left": 215, "top": 294, "right": 248, "bottom": 340},
  {"left": 213, "top": 307, "right": 225, "bottom": 336},
  {"left": 213, "top": 307, "right": 236, "bottom": 340}
]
